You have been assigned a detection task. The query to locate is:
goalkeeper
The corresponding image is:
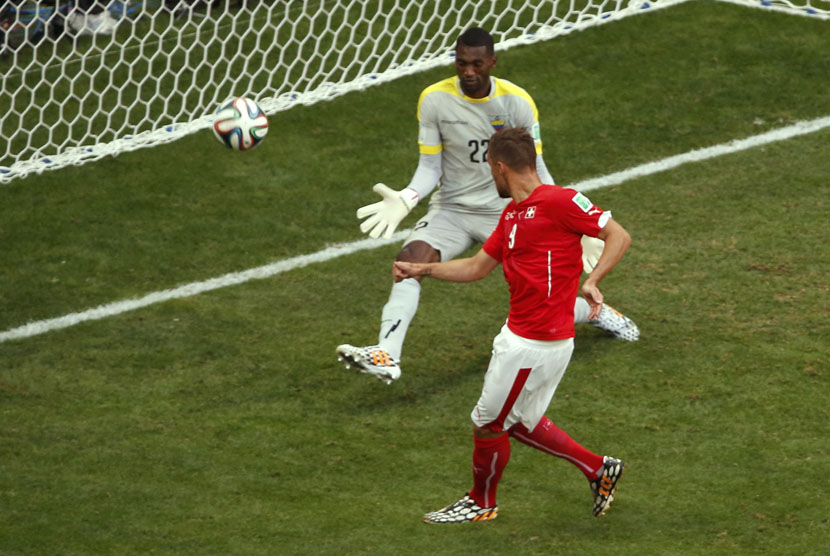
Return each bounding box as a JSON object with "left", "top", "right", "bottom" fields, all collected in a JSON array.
[{"left": 337, "top": 27, "right": 638, "bottom": 384}]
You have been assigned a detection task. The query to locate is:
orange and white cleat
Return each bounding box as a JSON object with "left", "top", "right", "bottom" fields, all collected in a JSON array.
[
  {"left": 591, "top": 304, "right": 639, "bottom": 341},
  {"left": 336, "top": 344, "right": 401, "bottom": 384}
]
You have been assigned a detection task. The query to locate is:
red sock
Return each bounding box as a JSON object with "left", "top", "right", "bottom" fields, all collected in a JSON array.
[
  {"left": 511, "top": 417, "right": 603, "bottom": 480},
  {"left": 469, "top": 433, "right": 511, "bottom": 508}
]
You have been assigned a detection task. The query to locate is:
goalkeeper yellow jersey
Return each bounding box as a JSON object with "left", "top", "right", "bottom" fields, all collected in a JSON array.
[{"left": 417, "top": 76, "right": 544, "bottom": 214}]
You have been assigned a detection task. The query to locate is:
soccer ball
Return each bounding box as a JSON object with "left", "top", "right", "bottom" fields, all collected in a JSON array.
[{"left": 212, "top": 97, "right": 269, "bottom": 151}]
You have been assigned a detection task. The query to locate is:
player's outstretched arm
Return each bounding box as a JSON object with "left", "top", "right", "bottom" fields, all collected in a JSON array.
[
  {"left": 581, "top": 219, "right": 631, "bottom": 319},
  {"left": 394, "top": 249, "right": 498, "bottom": 283},
  {"left": 405, "top": 153, "right": 442, "bottom": 199},
  {"left": 356, "top": 154, "right": 442, "bottom": 239},
  {"left": 356, "top": 183, "right": 420, "bottom": 239}
]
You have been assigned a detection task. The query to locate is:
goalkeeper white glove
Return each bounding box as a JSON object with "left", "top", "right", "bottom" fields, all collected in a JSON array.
[
  {"left": 581, "top": 235, "right": 605, "bottom": 274},
  {"left": 356, "top": 183, "right": 419, "bottom": 239}
]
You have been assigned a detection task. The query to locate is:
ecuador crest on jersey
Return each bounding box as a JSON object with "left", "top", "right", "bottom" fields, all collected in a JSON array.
[{"left": 490, "top": 114, "right": 508, "bottom": 131}]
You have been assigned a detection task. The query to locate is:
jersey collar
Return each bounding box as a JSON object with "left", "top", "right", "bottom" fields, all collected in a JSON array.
[{"left": 455, "top": 77, "right": 496, "bottom": 103}]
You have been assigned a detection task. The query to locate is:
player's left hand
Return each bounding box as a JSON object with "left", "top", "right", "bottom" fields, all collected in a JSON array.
[
  {"left": 581, "top": 281, "right": 604, "bottom": 320},
  {"left": 357, "top": 184, "right": 419, "bottom": 239}
]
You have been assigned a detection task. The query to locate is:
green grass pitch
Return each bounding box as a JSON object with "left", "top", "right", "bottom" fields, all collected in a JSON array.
[{"left": 1, "top": 2, "right": 828, "bottom": 554}]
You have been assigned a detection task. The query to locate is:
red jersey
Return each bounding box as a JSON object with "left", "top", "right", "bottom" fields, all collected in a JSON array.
[{"left": 482, "top": 185, "right": 609, "bottom": 340}]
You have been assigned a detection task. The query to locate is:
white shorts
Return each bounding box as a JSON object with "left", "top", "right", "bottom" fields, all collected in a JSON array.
[
  {"left": 471, "top": 325, "right": 574, "bottom": 433},
  {"left": 404, "top": 207, "right": 500, "bottom": 262}
]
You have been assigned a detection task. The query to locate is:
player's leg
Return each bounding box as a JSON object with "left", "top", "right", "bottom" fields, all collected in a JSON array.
[
  {"left": 511, "top": 417, "right": 603, "bottom": 479},
  {"left": 495, "top": 333, "right": 580, "bottom": 465},
  {"left": 475, "top": 330, "right": 627, "bottom": 517},
  {"left": 387, "top": 210, "right": 497, "bottom": 362},
  {"left": 511, "top": 416, "right": 625, "bottom": 516},
  {"left": 574, "top": 296, "right": 640, "bottom": 341},
  {"left": 424, "top": 326, "right": 521, "bottom": 524},
  {"left": 426, "top": 325, "right": 576, "bottom": 523},
  {"left": 503, "top": 336, "right": 625, "bottom": 516},
  {"left": 574, "top": 296, "right": 592, "bottom": 324},
  {"left": 336, "top": 241, "right": 437, "bottom": 384},
  {"left": 422, "top": 423, "right": 506, "bottom": 524},
  {"left": 377, "top": 240, "right": 440, "bottom": 360},
  {"left": 377, "top": 210, "right": 474, "bottom": 361},
  {"left": 337, "top": 209, "right": 475, "bottom": 383}
]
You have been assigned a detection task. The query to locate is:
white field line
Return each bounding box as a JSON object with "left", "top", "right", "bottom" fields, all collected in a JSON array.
[
  {"left": 574, "top": 116, "right": 830, "bottom": 192},
  {"left": 2, "top": 115, "right": 829, "bottom": 344},
  {"left": 0, "top": 233, "right": 408, "bottom": 344}
]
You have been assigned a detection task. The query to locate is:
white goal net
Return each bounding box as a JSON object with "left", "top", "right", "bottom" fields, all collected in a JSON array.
[
  {"left": 1, "top": 0, "right": 826, "bottom": 184},
  {"left": 720, "top": 0, "right": 830, "bottom": 17}
]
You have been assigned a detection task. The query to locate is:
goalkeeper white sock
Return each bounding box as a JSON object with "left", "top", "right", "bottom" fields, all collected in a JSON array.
[
  {"left": 574, "top": 297, "right": 592, "bottom": 325},
  {"left": 378, "top": 278, "right": 422, "bottom": 361}
]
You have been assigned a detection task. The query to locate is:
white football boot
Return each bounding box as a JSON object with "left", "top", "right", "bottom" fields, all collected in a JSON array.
[
  {"left": 591, "top": 304, "right": 640, "bottom": 341},
  {"left": 336, "top": 344, "right": 401, "bottom": 384}
]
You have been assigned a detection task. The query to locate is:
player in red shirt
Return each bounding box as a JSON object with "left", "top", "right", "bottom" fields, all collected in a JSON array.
[{"left": 394, "top": 127, "right": 629, "bottom": 523}]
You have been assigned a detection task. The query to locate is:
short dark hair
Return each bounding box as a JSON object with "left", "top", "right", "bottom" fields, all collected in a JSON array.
[
  {"left": 456, "top": 27, "right": 495, "bottom": 56},
  {"left": 489, "top": 128, "right": 536, "bottom": 172}
]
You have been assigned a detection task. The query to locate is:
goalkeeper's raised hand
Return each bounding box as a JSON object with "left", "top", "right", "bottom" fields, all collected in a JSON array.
[
  {"left": 357, "top": 183, "right": 419, "bottom": 239},
  {"left": 580, "top": 235, "right": 605, "bottom": 274}
]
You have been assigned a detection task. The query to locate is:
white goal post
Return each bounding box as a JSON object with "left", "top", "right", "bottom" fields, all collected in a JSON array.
[{"left": 1, "top": 0, "right": 827, "bottom": 184}]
